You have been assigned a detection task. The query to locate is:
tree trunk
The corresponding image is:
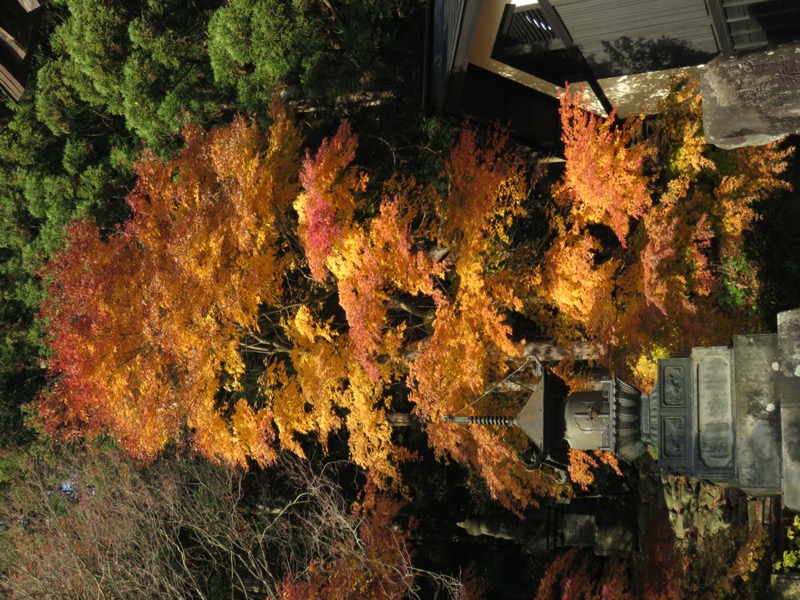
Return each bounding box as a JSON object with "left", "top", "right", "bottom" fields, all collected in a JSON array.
[
  {"left": 386, "top": 411, "right": 419, "bottom": 428},
  {"left": 522, "top": 340, "right": 604, "bottom": 362}
]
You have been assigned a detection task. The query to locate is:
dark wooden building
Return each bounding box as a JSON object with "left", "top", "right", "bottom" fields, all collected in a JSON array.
[
  {"left": 424, "top": 0, "right": 800, "bottom": 148},
  {"left": 0, "top": 0, "right": 47, "bottom": 101}
]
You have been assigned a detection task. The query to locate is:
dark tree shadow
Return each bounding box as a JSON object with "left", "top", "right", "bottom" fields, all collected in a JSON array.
[
  {"left": 591, "top": 35, "right": 716, "bottom": 79},
  {"left": 738, "top": 1, "right": 800, "bottom": 50},
  {"left": 751, "top": 135, "right": 800, "bottom": 317}
]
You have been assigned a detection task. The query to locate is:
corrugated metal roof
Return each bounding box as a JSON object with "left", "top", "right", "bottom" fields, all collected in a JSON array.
[
  {"left": 721, "top": 0, "right": 800, "bottom": 52},
  {"left": 552, "top": 0, "right": 719, "bottom": 77},
  {"left": 443, "top": 0, "right": 467, "bottom": 75}
]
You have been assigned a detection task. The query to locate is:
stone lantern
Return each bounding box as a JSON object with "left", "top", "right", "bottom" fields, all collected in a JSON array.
[{"left": 443, "top": 308, "right": 800, "bottom": 510}]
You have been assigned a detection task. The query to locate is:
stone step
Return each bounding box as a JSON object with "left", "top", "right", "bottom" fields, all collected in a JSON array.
[
  {"left": 732, "top": 334, "right": 782, "bottom": 495},
  {"left": 777, "top": 309, "right": 800, "bottom": 511}
]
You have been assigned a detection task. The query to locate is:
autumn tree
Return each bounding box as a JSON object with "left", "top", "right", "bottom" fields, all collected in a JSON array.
[
  {"left": 37, "top": 75, "right": 796, "bottom": 508},
  {"left": 37, "top": 101, "right": 570, "bottom": 514},
  {"left": 514, "top": 79, "right": 794, "bottom": 485},
  {"left": 286, "top": 122, "right": 568, "bottom": 506}
]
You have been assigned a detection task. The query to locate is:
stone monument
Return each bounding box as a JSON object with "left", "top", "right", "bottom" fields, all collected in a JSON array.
[
  {"left": 643, "top": 308, "right": 800, "bottom": 510},
  {"left": 701, "top": 43, "right": 800, "bottom": 149}
]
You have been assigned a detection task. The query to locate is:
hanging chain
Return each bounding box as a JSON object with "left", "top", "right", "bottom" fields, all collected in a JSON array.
[{"left": 452, "top": 356, "right": 534, "bottom": 417}]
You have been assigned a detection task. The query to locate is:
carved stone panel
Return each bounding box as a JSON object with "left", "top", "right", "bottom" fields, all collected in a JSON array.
[
  {"left": 663, "top": 367, "right": 686, "bottom": 406},
  {"left": 663, "top": 417, "right": 686, "bottom": 458},
  {"left": 656, "top": 358, "right": 694, "bottom": 473},
  {"left": 694, "top": 348, "right": 734, "bottom": 470}
]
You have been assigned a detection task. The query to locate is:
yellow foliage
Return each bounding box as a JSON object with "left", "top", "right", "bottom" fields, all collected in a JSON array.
[{"left": 539, "top": 232, "right": 618, "bottom": 335}]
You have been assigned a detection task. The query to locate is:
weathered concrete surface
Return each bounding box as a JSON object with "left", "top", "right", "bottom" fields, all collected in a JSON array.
[
  {"left": 733, "top": 335, "right": 782, "bottom": 495},
  {"left": 701, "top": 44, "right": 800, "bottom": 149},
  {"left": 772, "top": 574, "right": 800, "bottom": 599},
  {"left": 777, "top": 309, "right": 800, "bottom": 511},
  {"left": 561, "top": 514, "right": 595, "bottom": 547},
  {"left": 594, "top": 510, "right": 634, "bottom": 557},
  {"left": 19, "top": 0, "right": 46, "bottom": 12},
  {"left": 692, "top": 347, "right": 735, "bottom": 470}
]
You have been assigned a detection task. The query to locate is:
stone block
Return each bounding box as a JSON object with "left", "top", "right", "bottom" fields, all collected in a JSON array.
[
  {"left": 777, "top": 308, "right": 800, "bottom": 510},
  {"left": 560, "top": 514, "right": 595, "bottom": 548},
  {"left": 594, "top": 522, "right": 633, "bottom": 557},
  {"left": 772, "top": 574, "right": 800, "bottom": 599},
  {"left": 701, "top": 44, "right": 800, "bottom": 149},
  {"left": 733, "top": 335, "right": 782, "bottom": 495}
]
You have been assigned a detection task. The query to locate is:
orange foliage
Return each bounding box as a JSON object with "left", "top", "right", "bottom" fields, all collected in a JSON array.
[
  {"left": 37, "top": 105, "right": 302, "bottom": 467},
  {"left": 595, "top": 450, "right": 622, "bottom": 476},
  {"left": 568, "top": 446, "right": 622, "bottom": 491},
  {"left": 550, "top": 357, "right": 601, "bottom": 393},
  {"left": 555, "top": 87, "right": 653, "bottom": 245},
  {"left": 267, "top": 307, "right": 402, "bottom": 488},
  {"left": 567, "top": 448, "right": 598, "bottom": 491},
  {"left": 328, "top": 197, "right": 444, "bottom": 380},
  {"left": 440, "top": 126, "right": 527, "bottom": 262},
  {"left": 38, "top": 108, "right": 567, "bottom": 511},
  {"left": 539, "top": 232, "right": 618, "bottom": 332},
  {"left": 38, "top": 74, "right": 794, "bottom": 518},
  {"left": 409, "top": 127, "right": 569, "bottom": 511}
]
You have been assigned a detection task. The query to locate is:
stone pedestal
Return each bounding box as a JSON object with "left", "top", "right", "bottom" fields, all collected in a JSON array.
[
  {"left": 649, "top": 310, "right": 800, "bottom": 506},
  {"left": 732, "top": 335, "right": 782, "bottom": 495}
]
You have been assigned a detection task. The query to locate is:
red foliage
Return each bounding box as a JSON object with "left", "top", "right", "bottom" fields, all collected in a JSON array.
[
  {"left": 296, "top": 121, "right": 367, "bottom": 281},
  {"left": 536, "top": 549, "right": 635, "bottom": 600},
  {"left": 637, "top": 518, "right": 685, "bottom": 600}
]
